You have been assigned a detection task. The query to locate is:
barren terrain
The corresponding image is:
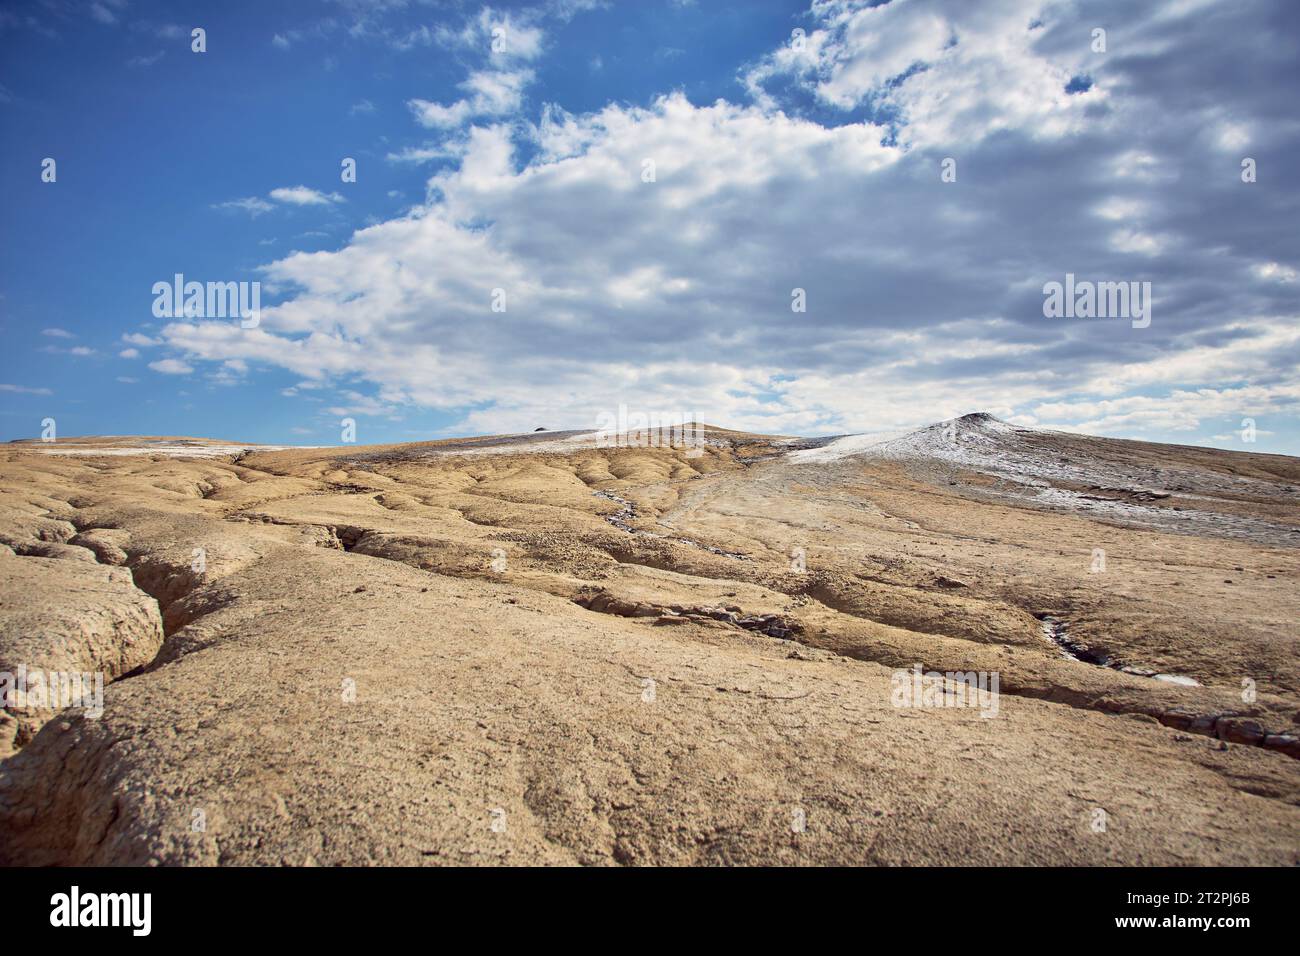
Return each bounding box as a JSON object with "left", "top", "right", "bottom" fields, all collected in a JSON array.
[{"left": 1, "top": 416, "right": 1297, "bottom": 865}]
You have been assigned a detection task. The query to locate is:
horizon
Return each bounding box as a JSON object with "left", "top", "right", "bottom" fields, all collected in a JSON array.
[
  {"left": 10, "top": 409, "right": 1300, "bottom": 459},
  {"left": 2, "top": 0, "right": 1298, "bottom": 454}
]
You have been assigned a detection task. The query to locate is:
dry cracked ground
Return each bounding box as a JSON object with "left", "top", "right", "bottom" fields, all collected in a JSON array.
[{"left": 1, "top": 417, "right": 1298, "bottom": 865}]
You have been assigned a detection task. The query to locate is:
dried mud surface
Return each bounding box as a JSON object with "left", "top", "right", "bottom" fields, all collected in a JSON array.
[{"left": 0, "top": 420, "right": 1297, "bottom": 865}]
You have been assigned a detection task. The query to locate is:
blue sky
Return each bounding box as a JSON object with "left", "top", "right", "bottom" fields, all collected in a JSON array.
[{"left": 2, "top": 0, "right": 1298, "bottom": 454}]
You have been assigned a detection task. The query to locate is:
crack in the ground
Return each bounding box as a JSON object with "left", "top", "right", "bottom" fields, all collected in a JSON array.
[{"left": 573, "top": 591, "right": 800, "bottom": 639}]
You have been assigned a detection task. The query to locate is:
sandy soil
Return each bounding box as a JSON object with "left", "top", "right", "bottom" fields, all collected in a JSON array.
[{"left": 0, "top": 418, "right": 1297, "bottom": 865}]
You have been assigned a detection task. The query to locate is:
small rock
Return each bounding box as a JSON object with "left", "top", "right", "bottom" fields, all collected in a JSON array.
[{"left": 1217, "top": 717, "right": 1265, "bottom": 745}]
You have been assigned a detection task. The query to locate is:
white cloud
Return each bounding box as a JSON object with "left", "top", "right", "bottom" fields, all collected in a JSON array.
[
  {"left": 743, "top": 0, "right": 1102, "bottom": 147},
  {"left": 1093, "top": 198, "right": 1148, "bottom": 222},
  {"left": 268, "top": 186, "right": 345, "bottom": 206},
  {"left": 434, "top": 8, "right": 546, "bottom": 62},
  {"left": 1108, "top": 229, "right": 1168, "bottom": 256},
  {"left": 149, "top": 358, "right": 194, "bottom": 375},
  {"left": 215, "top": 188, "right": 344, "bottom": 217},
  {"left": 1252, "top": 262, "right": 1297, "bottom": 283},
  {"left": 387, "top": 143, "right": 462, "bottom": 164},
  {"left": 42, "top": 328, "right": 74, "bottom": 339},
  {"left": 408, "top": 69, "right": 533, "bottom": 129},
  {"left": 1213, "top": 119, "right": 1251, "bottom": 152},
  {"left": 0, "top": 383, "right": 52, "bottom": 396},
  {"left": 213, "top": 197, "right": 275, "bottom": 217},
  {"left": 1034, "top": 383, "right": 1300, "bottom": 435},
  {"left": 210, "top": 358, "right": 249, "bottom": 386}
]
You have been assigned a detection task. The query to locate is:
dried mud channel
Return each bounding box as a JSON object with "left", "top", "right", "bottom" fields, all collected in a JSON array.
[
  {"left": 592, "top": 489, "right": 751, "bottom": 560},
  {"left": 1036, "top": 615, "right": 1198, "bottom": 685}
]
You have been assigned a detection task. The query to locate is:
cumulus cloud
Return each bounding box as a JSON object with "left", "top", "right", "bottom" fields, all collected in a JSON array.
[{"left": 151, "top": 0, "right": 1300, "bottom": 444}]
